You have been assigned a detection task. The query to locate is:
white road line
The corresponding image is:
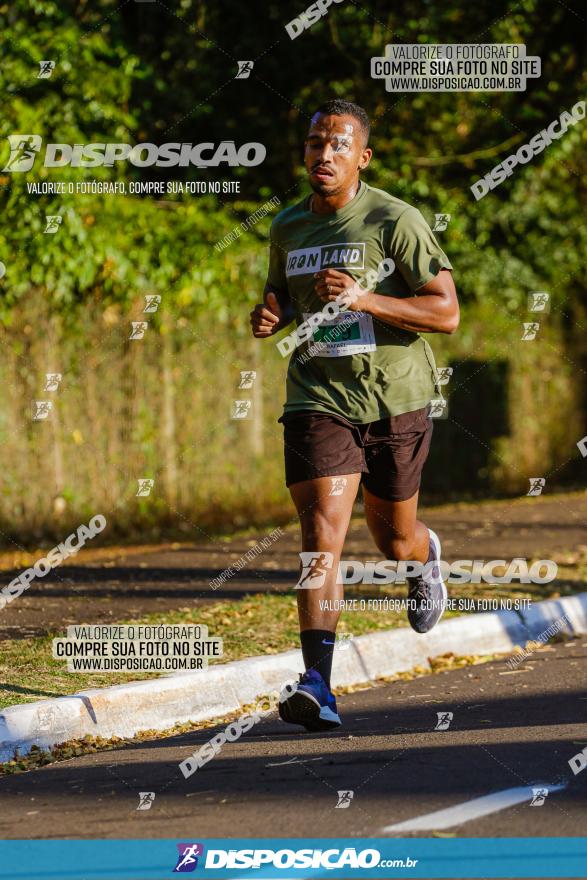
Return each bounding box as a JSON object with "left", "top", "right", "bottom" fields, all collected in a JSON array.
[
  {"left": 265, "top": 756, "right": 323, "bottom": 767},
  {"left": 381, "top": 782, "right": 567, "bottom": 833}
]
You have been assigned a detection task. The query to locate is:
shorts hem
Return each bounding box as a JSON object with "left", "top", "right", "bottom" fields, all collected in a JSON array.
[
  {"left": 360, "top": 478, "right": 422, "bottom": 503},
  {"left": 286, "top": 464, "right": 367, "bottom": 488}
]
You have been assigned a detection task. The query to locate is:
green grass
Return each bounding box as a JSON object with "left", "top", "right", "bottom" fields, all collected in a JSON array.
[{"left": 1, "top": 561, "right": 585, "bottom": 711}]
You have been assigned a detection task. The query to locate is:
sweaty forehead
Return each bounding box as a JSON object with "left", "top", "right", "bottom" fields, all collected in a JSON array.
[{"left": 307, "top": 114, "right": 356, "bottom": 138}]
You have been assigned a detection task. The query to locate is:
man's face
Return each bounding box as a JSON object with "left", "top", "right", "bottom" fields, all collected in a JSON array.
[{"left": 304, "top": 113, "right": 371, "bottom": 196}]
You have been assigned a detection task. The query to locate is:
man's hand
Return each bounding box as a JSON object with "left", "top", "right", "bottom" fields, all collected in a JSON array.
[
  {"left": 347, "top": 268, "right": 459, "bottom": 334},
  {"left": 250, "top": 291, "right": 282, "bottom": 337},
  {"left": 314, "top": 269, "right": 364, "bottom": 311}
]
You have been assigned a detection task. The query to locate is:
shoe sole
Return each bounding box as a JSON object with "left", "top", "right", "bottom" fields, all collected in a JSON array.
[
  {"left": 279, "top": 689, "right": 341, "bottom": 732},
  {"left": 427, "top": 527, "right": 448, "bottom": 628},
  {"left": 407, "top": 528, "right": 448, "bottom": 634}
]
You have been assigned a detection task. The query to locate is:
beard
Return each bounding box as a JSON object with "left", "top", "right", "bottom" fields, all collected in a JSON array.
[{"left": 309, "top": 177, "right": 340, "bottom": 196}]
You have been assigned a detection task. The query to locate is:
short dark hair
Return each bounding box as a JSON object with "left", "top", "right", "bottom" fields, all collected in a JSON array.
[{"left": 313, "top": 100, "right": 370, "bottom": 146}]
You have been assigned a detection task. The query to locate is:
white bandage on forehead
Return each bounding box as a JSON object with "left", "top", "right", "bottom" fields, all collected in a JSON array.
[{"left": 332, "top": 123, "right": 354, "bottom": 153}]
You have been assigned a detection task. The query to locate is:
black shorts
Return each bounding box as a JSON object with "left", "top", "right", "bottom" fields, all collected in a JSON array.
[{"left": 278, "top": 406, "right": 433, "bottom": 502}]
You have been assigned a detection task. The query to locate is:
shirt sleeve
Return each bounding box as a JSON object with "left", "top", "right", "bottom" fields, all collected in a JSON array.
[
  {"left": 388, "top": 207, "right": 453, "bottom": 291},
  {"left": 266, "top": 224, "right": 288, "bottom": 291}
]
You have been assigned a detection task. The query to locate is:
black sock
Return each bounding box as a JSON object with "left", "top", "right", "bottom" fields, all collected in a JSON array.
[{"left": 300, "top": 629, "right": 336, "bottom": 689}]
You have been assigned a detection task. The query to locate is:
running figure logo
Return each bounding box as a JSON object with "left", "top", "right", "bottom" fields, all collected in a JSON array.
[
  {"left": 173, "top": 843, "right": 204, "bottom": 872},
  {"left": 136, "top": 478, "right": 155, "bottom": 497},
  {"left": 296, "top": 551, "right": 334, "bottom": 589},
  {"left": 332, "top": 124, "right": 354, "bottom": 154},
  {"left": 238, "top": 370, "right": 256, "bottom": 389},
  {"left": 38, "top": 60, "right": 55, "bottom": 78},
  {"left": 434, "top": 711, "right": 453, "bottom": 731},
  {"left": 129, "top": 321, "right": 149, "bottom": 340},
  {"left": 236, "top": 61, "right": 254, "bottom": 79},
  {"left": 432, "top": 213, "right": 451, "bottom": 232},
  {"left": 436, "top": 367, "right": 453, "bottom": 386},
  {"left": 529, "top": 787, "right": 549, "bottom": 806},
  {"left": 336, "top": 633, "right": 354, "bottom": 652},
  {"left": 528, "top": 292, "right": 550, "bottom": 312},
  {"left": 527, "top": 477, "right": 546, "bottom": 496},
  {"left": 2, "top": 135, "right": 42, "bottom": 172},
  {"left": 44, "top": 215, "right": 62, "bottom": 234},
  {"left": 44, "top": 373, "right": 62, "bottom": 392},
  {"left": 231, "top": 400, "right": 252, "bottom": 419},
  {"left": 36, "top": 705, "right": 58, "bottom": 731},
  {"left": 144, "top": 294, "right": 161, "bottom": 313},
  {"left": 521, "top": 322, "right": 539, "bottom": 341},
  {"left": 335, "top": 790, "right": 354, "bottom": 808},
  {"left": 429, "top": 398, "right": 448, "bottom": 419},
  {"left": 32, "top": 400, "right": 53, "bottom": 421},
  {"left": 136, "top": 791, "right": 155, "bottom": 810},
  {"left": 329, "top": 476, "right": 347, "bottom": 496}
]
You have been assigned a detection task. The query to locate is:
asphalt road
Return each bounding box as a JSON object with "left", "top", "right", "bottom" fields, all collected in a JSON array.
[
  {"left": 1, "top": 641, "right": 585, "bottom": 840},
  {"left": 1, "top": 492, "right": 586, "bottom": 639}
]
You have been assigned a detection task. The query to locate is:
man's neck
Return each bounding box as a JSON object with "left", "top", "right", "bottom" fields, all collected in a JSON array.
[{"left": 310, "top": 180, "right": 361, "bottom": 214}]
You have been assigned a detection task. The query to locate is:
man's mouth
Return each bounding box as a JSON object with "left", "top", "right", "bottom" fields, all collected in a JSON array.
[{"left": 311, "top": 165, "right": 334, "bottom": 181}]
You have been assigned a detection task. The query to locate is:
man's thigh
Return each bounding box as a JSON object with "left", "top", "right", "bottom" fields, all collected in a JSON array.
[
  {"left": 289, "top": 473, "right": 361, "bottom": 545},
  {"left": 279, "top": 411, "right": 367, "bottom": 489},
  {"left": 361, "top": 406, "right": 433, "bottom": 502}
]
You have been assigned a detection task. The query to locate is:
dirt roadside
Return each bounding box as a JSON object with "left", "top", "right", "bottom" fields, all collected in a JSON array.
[{"left": 0, "top": 491, "right": 585, "bottom": 639}]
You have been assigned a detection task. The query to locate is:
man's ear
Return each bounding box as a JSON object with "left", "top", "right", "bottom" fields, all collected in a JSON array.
[{"left": 358, "top": 147, "right": 373, "bottom": 171}]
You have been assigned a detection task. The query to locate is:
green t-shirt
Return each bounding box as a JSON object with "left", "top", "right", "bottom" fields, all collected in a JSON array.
[{"left": 267, "top": 182, "right": 453, "bottom": 424}]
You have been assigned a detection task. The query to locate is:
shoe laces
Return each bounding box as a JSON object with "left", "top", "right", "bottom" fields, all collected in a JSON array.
[
  {"left": 299, "top": 670, "right": 316, "bottom": 684},
  {"left": 408, "top": 575, "right": 430, "bottom": 604}
]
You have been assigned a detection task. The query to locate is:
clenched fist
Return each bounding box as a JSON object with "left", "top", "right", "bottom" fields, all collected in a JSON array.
[{"left": 250, "top": 291, "right": 283, "bottom": 337}]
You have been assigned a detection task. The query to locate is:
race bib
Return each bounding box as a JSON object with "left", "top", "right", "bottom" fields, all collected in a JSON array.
[{"left": 302, "top": 311, "right": 376, "bottom": 357}]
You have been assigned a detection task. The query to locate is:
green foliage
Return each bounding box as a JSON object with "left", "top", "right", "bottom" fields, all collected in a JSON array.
[
  {"left": 0, "top": 2, "right": 584, "bottom": 541},
  {"left": 1, "top": 0, "right": 585, "bottom": 321}
]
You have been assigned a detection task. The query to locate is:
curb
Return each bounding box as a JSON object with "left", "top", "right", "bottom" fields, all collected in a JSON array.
[{"left": 1, "top": 593, "right": 586, "bottom": 762}]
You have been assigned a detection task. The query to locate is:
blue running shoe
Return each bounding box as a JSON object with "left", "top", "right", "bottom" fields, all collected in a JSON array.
[
  {"left": 279, "top": 669, "right": 341, "bottom": 732},
  {"left": 407, "top": 528, "right": 448, "bottom": 634}
]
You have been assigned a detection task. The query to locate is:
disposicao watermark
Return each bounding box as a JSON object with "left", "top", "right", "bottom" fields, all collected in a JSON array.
[
  {"left": 179, "top": 687, "right": 294, "bottom": 777},
  {"left": 209, "top": 527, "right": 284, "bottom": 590},
  {"left": 471, "top": 100, "right": 585, "bottom": 200},
  {"left": 0, "top": 515, "right": 107, "bottom": 610},
  {"left": 277, "top": 257, "right": 395, "bottom": 357},
  {"left": 2, "top": 137, "right": 266, "bottom": 172},
  {"left": 285, "top": 0, "right": 345, "bottom": 40},
  {"left": 347, "top": 557, "right": 556, "bottom": 584},
  {"left": 295, "top": 556, "right": 557, "bottom": 588}
]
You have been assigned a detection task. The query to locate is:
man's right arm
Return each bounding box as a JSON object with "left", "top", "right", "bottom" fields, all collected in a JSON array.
[
  {"left": 250, "top": 283, "right": 294, "bottom": 337},
  {"left": 250, "top": 231, "right": 295, "bottom": 338}
]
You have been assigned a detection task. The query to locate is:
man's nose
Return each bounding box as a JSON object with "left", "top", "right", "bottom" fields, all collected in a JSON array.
[{"left": 316, "top": 142, "right": 335, "bottom": 163}]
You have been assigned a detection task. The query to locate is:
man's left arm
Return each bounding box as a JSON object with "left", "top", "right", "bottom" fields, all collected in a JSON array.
[
  {"left": 314, "top": 206, "right": 459, "bottom": 334},
  {"left": 315, "top": 266, "right": 459, "bottom": 334},
  {"left": 356, "top": 268, "right": 459, "bottom": 334}
]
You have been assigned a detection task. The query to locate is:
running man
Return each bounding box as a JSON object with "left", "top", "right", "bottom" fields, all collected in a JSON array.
[{"left": 250, "top": 100, "right": 459, "bottom": 732}]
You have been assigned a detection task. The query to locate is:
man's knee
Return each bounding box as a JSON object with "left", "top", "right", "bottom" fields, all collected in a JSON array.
[
  {"left": 300, "top": 512, "right": 344, "bottom": 549},
  {"left": 374, "top": 533, "right": 415, "bottom": 561}
]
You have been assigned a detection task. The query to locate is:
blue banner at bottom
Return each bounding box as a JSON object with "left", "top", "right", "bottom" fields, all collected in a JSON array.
[{"left": 0, "top": 838, "right": 585, "bottom": 879}]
